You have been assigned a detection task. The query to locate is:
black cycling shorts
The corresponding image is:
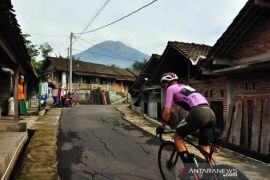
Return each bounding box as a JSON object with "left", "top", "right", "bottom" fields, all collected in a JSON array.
[{"left": 176, "top": 105, "right": 216, "bottom": 146}]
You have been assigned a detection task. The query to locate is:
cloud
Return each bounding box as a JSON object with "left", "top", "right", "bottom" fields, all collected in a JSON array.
[{"left": 12, "top": 0, "right": 248, "bottom": 58}]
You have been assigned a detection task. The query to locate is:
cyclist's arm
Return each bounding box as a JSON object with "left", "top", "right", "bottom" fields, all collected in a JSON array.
[
  {"left": 162, "top": 107, "right": 171, "bottom": 128},
  {"left": 162, "top": 86, "right": 174, "bottom": 129}
]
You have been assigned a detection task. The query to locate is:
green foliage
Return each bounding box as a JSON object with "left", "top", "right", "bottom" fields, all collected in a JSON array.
[
  {"left": 22, "top": 34, "right": 54, "bottom": 71},
  {"left": 109, "top": 64, "right": 119, "bottom": 68},
  {"left": 39, "top": 42, "right": 53, "bottom": 59},
  {"left": 131, "top": 59, "right": 148, "bottom": 71},
  {"left": 71, "top": 55, "right": 80, "bottom": 61},
  {"left": 22, "top": 34, "right": 39, "bottom": 61},
  {"left": 32, "top": 61, "right": 43, "bottom": 70}
]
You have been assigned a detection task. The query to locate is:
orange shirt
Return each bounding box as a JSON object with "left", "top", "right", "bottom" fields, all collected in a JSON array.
[{"left": 18, "top": 83, "right": 25, "bottom": 100}]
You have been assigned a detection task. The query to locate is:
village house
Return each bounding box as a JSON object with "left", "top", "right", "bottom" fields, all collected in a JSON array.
[
  {"left": 130, "top": 42, "right": 211, "bottom": 128},
  {"left": 130, "top": 0, "right": 270, "bottom": 162},
  {"left": 202, "top": 0, "right": 270, "bottom": 161},
  {"left": 130, "top": 54, "right": 162, "bottom": 119},
  {"left": 40, "top": 57, "right": 136, "bottom": 104},
  {"left": 0, "top": 0, "right": 38, "bottom": 120}
]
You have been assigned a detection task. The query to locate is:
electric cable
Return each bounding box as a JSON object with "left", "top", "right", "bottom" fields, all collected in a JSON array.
[
  {"left": 75, "top": 0, "right": 157, "bottom": 34},
  {"left": 72, "top": 0, "right": 110, "bottom": 45}
]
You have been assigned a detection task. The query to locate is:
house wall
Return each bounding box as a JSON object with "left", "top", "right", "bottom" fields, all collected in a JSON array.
[
  {"left": 62, "top": 72, "right": 67, "bottom": 89},
  {"left": 232, "top": 77, "right": 270, "bottom": 96},
  {"left": 53, "top": 71, "right": 62, "bottom": 88},
  {"left": 190, "top": 77, "right": 228, "bottom": 129},
  {"left": 0, "top": 72, "right": 12, "bottom": 116},
  {"left": 148, "top": 92, "right": 160, "bottom": 119},
  {"left": 47, "top": 69, "right": 132, "bottom": 104},
  {"left": 227, "top": 74, "right": 270, "bottom": 155},
  {"left": 28, "top": 81, "right": 38, "bottom": 108},
  {"left": 232, "top": 15, "right": 270, "bottom": 59}
]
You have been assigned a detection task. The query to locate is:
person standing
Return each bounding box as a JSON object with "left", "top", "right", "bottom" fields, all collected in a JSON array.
[{"left": 18, "top": 75, "right": 27, "bottom": 120}]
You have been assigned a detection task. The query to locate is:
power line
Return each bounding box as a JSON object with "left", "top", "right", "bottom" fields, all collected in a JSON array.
[
  {"left": 76, "top": 36, "right": 138, "bottom": 62},
  {"left": 73, "top": 48, "right": 136, "bottom": 62},
  {"left": 23, "top": 32, "right": 69, "bottom": 37},
  {"left": 75, "top": 0, "right": 157, "bottom": 34},
  {"left": 79, "top": 0, "right": 110, "bottom": 35},
  {"left": 54, "top": 37, "right": 70, "bottom": 52},
  {"left": 73, "top": 0, "right": 110, "bottom": 45}
]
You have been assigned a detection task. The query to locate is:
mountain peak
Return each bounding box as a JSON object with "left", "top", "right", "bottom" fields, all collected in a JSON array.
[{"left": 74, "top": 41, "right": 149, "bottom": 68}]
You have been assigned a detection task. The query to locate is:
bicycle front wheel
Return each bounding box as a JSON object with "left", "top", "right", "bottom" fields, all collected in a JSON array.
[{"left": 158, "top": 141, "right": 180, "bottom": 180}]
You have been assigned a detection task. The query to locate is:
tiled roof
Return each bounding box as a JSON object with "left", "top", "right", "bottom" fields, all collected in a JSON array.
[
  {"left": 131, "top": 54, "right": 160, "bottom": 91},
  {"left": 46, "top": 57, "right": 135, "bottom": 81},
  {"left": 168, "top": 41, "right": 211, "bottom": 63},
  {"left": 0, "top": 0, "right": 37, "bottom": 78},
  {"left": 204, "top": 0, "right": 270, "bottom": 69}
]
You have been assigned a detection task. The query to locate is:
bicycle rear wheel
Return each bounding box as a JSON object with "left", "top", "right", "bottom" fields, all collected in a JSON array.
[{"left": 158, "top": 141, "right": 180, "bottom": 180}]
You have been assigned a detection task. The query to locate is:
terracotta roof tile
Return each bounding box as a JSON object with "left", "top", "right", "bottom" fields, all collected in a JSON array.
[
  {"left": 0, "top": 0, "right": 37, "bottom": 77},
  {"left": 169, "top": 41, "right": 211, "bottom": 62},
  {"left": 46, "top": 57, "right": 135, "bottom": 81}
]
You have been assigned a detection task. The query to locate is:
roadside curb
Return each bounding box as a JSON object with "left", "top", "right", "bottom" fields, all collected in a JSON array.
[
  {"left": 0, "top": 132, "right": 28, "bottom": 180},
  {"left": 11, "top": 108, "right": 61, "bottom": 179}
]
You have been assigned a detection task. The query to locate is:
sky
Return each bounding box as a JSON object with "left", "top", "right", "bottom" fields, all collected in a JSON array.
[{"left": 12, "top": 0, "right": 248, "bottom": 59}]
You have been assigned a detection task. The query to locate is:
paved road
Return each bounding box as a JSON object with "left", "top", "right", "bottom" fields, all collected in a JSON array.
[{"left": 57, "top": 105, "right": 162, "bottom": 180}]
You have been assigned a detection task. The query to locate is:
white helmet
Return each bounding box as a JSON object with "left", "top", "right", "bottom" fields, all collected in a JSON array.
[{"left": 160, "top": 72, "right": 178, "bottom": 83}]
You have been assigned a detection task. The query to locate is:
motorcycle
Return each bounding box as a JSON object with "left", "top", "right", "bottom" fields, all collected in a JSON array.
[{"left": 61, "top": 94, "right": 75, "bottom": 107}]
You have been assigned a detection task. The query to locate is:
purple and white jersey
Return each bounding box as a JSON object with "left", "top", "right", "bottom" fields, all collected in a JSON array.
[{"left": 164, "top": 84, "right": 208, "bottom": 111}]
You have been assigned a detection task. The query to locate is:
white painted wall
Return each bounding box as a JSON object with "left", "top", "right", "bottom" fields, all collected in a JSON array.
[{"left": 61, "top": 72, "right": 67, "bottom": 89}]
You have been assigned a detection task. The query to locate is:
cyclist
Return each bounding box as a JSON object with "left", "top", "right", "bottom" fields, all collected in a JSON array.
[{"left": 156, "top": 72, "right": 216, "bottom": 164}]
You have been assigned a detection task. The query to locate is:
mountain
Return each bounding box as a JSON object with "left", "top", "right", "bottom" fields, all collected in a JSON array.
[{"left": 74, "top": 41, "right": 150, "bottom": 68}]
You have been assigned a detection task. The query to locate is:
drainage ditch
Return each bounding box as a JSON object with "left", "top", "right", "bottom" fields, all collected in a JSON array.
[{"left": 9, "top": 128, "right": 36, "bottom": 179}]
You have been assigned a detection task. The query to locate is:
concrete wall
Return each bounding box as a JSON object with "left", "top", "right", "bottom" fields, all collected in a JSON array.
[{"left": 73, "top": 90, "right": 127, "bottom": 104}]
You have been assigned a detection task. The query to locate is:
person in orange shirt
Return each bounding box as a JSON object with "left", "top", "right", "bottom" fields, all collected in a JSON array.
[{"left": 18, "top": 75, "right": 27, "bottom": 120}]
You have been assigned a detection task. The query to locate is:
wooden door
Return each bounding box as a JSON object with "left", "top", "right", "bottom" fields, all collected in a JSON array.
[
  {"left": 242, "top": 97, "right": 256, "bottom": 149},
  {"left": 210, "top": 101, "right": 224, "bottom": 130}
]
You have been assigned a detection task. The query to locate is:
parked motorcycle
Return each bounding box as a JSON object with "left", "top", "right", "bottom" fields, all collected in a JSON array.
[{"left": 61, "top": 93, "right": 76, "bottom": 107}]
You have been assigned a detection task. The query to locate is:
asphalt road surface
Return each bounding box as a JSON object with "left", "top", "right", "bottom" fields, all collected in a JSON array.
[{"left": 57, "top": 105, "right": 162, "bottom": 180}]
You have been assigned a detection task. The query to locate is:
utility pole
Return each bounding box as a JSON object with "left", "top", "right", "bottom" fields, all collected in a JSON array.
[{"left": 69, "top": 32, "right": 73, "bottom": 93}]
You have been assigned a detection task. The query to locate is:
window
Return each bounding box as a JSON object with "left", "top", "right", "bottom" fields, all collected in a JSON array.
[
  {"left": 221, "top": 90, "right": 224, "bottom": 97},
  {"left": 210, "top": 90, "right": 213, "bottom": 97},
  {"left": 252, "top": 81, "right": 256, "bottom": 91},
  {"left": 205, "top": 91, "right": 208, "bottom": 97},
  {"left": 245, "top": 82, "right": 248, "bottom": 91}
]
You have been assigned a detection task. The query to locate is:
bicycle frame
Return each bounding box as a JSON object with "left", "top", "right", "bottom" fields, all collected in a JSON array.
[
  {"left": 158, "top": 131, "right": 220, "bottom": 178},
  {"left": 158, "top": 131, "right": 219, "bottom": 164}
]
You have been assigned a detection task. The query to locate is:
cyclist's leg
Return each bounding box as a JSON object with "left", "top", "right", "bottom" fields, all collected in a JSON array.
[
  {"left": 173, "top": 132, "right": 187, "bottom": 152},
  {"left": 198, "top": 109, "right": 216, "bottom": 163},
  {"left": 174, "top": 113, "right": 201, "bottom": 163}
]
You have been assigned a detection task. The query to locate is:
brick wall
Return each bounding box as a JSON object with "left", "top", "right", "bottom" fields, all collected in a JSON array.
[
  {"left": 190, "top": 77, "right": 228, "bottom": 127},
  {"left": 232, "top": 76, "right": 270, "bottom": 97},
  {"left": 232, "top": 15, "right": 270, "bottom": 59}
]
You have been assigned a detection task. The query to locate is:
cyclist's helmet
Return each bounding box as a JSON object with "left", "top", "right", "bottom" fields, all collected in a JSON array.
[{"left": 160, "top": 72, "right": 178, "bottom": 84}]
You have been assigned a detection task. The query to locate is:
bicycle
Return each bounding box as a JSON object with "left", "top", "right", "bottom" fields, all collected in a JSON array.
[{"left": 157, "top": 128, "right": 248, "bottom": 180}]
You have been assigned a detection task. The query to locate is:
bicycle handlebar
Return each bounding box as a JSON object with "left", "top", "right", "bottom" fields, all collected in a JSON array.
[{"left": 156, "top": 131, "right": 174, "bottom": 143}]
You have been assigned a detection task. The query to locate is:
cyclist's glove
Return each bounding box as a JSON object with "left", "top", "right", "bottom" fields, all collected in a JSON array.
[{"left": 156, "top": 126, "right": 164, "bottom": 134}]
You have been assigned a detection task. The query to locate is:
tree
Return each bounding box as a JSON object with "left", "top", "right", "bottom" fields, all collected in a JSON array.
[
  {"left": 131, "top": 59, "right": 148, "bottom": 71},
  {"left": 22, "top": 34, "right": 41, "bottom": 70},
  {"left": 39, "top": 42, "right": 53, "bottom": 59},
  {"left": 22, "top": 34, "right": 39, "bottom": 61},
  {"left": 110, "top": 64, "right": 119, "bottom": 68}
]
